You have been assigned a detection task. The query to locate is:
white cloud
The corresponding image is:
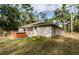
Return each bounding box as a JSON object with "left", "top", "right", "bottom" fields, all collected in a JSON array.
[{"left": 31, "top": 4, "right": 62, "bottom": 13}]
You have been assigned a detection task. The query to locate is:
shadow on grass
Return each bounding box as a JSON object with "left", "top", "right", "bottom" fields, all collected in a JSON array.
[{"left": 0, "top": 36, "right": 79, "bottom": 55}]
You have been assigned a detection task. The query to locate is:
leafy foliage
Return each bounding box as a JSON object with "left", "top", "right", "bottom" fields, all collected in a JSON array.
[
  {"left": 0, "top": 4, "right": 20, "bottom": 29},
  {"left": 0, "top": 4, "right": 36, "bottom": 30}
]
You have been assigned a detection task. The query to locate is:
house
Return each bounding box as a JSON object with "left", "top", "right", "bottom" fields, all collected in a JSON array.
[{"left": 18, "top": 21, "right": 64, "bottom": 37}]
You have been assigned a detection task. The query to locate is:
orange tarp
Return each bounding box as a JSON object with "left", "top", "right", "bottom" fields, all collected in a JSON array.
[{"left": 12, "top": 32, "right": 28, "bottom": 38}]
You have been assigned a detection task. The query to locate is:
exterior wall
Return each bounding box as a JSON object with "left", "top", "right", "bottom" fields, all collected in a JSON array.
[
  {"left": 32, "top": 26, "right": 52, "bottom": 37},
  {"left": 18, "top": 28, "right": 24, "bottom": 32},
  {"left": 54, "top": 28, "right": 60, "bottom": 35},
  {"left": 18, "top": 28, "right": 34, "bottom": 36},
  {"left": 52, "top": 27, "right": 64, "bottom": 36},
  {"left": 19, "top": 26, "right": 64, "bottom": 37}
]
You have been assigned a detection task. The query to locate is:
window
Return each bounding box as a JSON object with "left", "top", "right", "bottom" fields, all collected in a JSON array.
[
  {"left": 54, "top": 29, "right": 55, "bottom": 35},
  {"left": 28, "top": 27, "right": 33, "bottom": 31},
  {"left": 24, "top": 29, "right": 26, "bottom": 32},
  {"left": 35, "top": 27, "right": 37, "bottom": 29}
]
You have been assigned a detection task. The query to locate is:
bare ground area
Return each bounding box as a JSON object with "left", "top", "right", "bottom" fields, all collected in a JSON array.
[
  {"left": 0, "top": 32, "right": 79, "bottom": 55},
  {"left": 62, "top": 32, "right": 79, "bottom": 39}
]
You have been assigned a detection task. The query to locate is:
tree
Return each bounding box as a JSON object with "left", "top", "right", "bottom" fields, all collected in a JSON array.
[
  {"left": 73, "top": 4, "right": 79, "bottom": 32},
  {"left": 0, "top": 4, "right": 37, "bottom": 30},
  {"left": 20, "top": 4, "right": 36, "bottom": 25},
  {"left": 67, "top": 4, "right": 78, "bottom": 32},
  {"left": 53, "top": 4, "right": 79, "bottom": 32},
  {"left": 0, "top": 4, "right": 20, "bottom": 29},
  {"left": 54, "top": 4, "right": 70, "bottom": 31},
  {"left": 39, "top": 12, "right": 47, "bottom": 21}
]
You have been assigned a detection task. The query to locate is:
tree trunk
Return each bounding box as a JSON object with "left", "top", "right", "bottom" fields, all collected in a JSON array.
[
  {"left": 70, "top": 13, "right": 73, "bottom": 32},
  {"left": 63, "top": 20, "right": 67, "bottom": 32},
  {"left": 64, "top": 22, "right": 66, "bottom": 31}
]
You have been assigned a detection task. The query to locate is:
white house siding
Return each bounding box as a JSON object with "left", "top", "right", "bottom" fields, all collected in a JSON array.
[
  {"left": 33, "top": 26, "right": 52, "bottom": 37},
  {"left": 60, "top": 30, "right": 64, "bottom": 35},
  {"left": 18, "top": 28, "right": 24, "bottom": 32},
  {"left": 25, "top": 28, "right": 34, "bottom": 36},
  {"left": 55, "top": 28, "right": 60, "bottom": 35},
  {"left": 51, "top": 28, "right": 55, "bottom": 36},
  {"left": 52, "top": 27, "right": 62, "bottom": 36},
  {"left": 18, "top": 28, "right": 34, "bottom": 36},
  {"left": 32, "top": 27, "right": 37, "bottom": 36},
  {"left": 56, "top": 29, "right": 64, "bottom": 36},
  {"left": 19, "top": 26, "right": 63, "bottom": 37}
]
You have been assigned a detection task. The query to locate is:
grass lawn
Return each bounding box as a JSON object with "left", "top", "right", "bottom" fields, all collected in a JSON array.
[{"left": 0, "top": 35, "right": 79, "bottom": 55}]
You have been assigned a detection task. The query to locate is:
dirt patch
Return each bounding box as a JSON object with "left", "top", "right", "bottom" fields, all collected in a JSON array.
[{"left": 61, "top": 32, "right": 79, "bottom": 39}]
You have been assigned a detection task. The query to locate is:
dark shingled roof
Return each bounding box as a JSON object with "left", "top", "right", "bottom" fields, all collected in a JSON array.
[{"left": 20, "top": 21, "right": 63, "bottom": 29}]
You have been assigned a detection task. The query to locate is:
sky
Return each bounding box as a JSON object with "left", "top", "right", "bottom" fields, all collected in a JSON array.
[{"left": 31, "top": 4, "right": 62, "bottom": 18}]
